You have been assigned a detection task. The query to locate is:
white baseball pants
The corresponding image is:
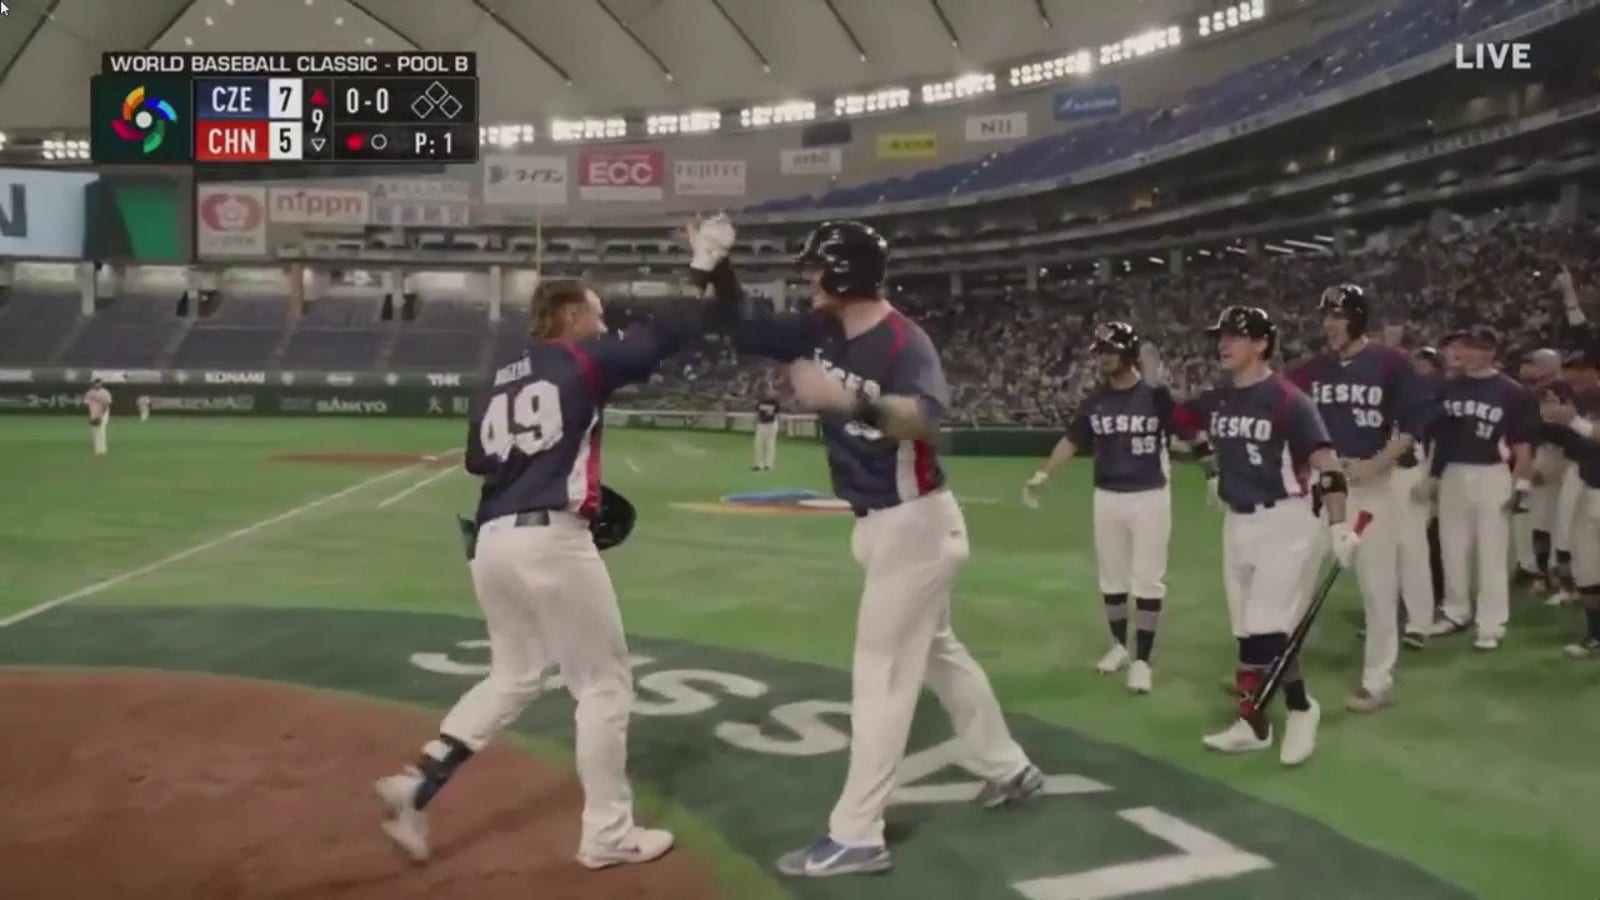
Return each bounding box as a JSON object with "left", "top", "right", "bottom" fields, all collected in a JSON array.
[
  {"left": 829, "top": 490, "right": 1032, "bottom": 847},
  {"left": 1568, "top": 486, "right": 1600, "bottom": 587},
  {"left": 439, "top": 512, "right": 639, "bottom": 854},
  {"left": 1091, "top": 487, "right": 1171, "bottom": 598},
  {"left": 1390, "top": 463, "right": 1437, "bottom": 635},
  {"left": 1223, "top": 498, "right": 1321, "bottom": 637},
  {"left": 1438, "top": 464, "right": 1513, "bottom": 640},
  {"left": 91, "top": 415, "right": 109, "bottom": 455},
  {"left": 1554, "top": 464, "right": 1584, "bottom": 555},
  {"left": 753, "top": 421, "right": 778, "bottom": 469}
]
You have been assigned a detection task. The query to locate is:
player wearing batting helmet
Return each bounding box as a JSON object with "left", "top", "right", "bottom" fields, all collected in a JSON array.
[
  {"left": 702, "top": 218, "right": 1043, "bottom": 878},
  {"left": 1185, "top": 305, "right": 1356, "bottom": 766},
  {"left": 1287, "top": 285, "right": 1436, "bottom": 713},
  {"left": 1023, "top": 321, "right": 1187, "bottom": 694}
]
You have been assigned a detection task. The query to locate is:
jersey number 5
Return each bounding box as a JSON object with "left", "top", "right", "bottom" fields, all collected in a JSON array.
[{"left": 480, "top": 381, "right": 564, "bottom": 459}]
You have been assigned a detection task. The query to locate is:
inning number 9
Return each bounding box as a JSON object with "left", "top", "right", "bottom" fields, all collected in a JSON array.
[{"left": 479, "top": 381, "right": 564, "bottom": 459}]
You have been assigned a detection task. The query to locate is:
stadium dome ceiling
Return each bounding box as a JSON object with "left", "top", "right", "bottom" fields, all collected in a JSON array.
[{"left": 0, "top": 0, "right": 1194, "bottom": 130}]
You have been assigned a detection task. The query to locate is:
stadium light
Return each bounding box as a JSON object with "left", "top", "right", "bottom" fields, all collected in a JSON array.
[
  {"left": 834, "top": 87, "right": 910, "bottom": 117},
  {"left": 1199, "top": 0, "right": 1265, "bottom": 37},
  {"left": 1101, "top": 25, "right": 1182, "bottom": 65},
  {"left": 481, "top": 124, "right": 534, "bottom": 147},
  {"left": 1008, "top": 49, "right": 1092, "bottom": 87},
  {"left": 549, "top": 117, "right": 626, "bottom": 142},
  {"left": 739, "top": 100, "right": 816, "bottom": 128},
  {"left": 41, "top": 138, "right": 87, "bottom": 160},
  {"left": 647, "top": 109, "right": 722, "bottom": 136},
  {"left": 921, "top": 72, "right": 996, "bottom": 104}
]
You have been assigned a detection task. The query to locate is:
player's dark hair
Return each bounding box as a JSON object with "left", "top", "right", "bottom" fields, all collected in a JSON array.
[{"left": 530, "top": 278, "right": 591, "bottom": 339}]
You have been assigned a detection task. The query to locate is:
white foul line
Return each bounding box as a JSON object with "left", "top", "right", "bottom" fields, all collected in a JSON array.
[
  {"left": 0, "top": 449, "right": 453, "bottom": 630},
  {"left": 377, "top": 463, "right": 458, "bottom": 508},
  {"left": 624, "top": 457, "right": 642, "bottom": 473}
]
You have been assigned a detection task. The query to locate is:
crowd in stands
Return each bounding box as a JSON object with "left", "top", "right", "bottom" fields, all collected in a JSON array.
[{"left": 621, "top": 218, "right": 1600, "bottom": 424}]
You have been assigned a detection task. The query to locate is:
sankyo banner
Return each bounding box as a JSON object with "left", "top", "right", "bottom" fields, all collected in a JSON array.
[
  {"left": 196, "top": 185, "right": 267, "bottom": 257},
  {"left": 370, "top": 179, "right": 473, "bottom": 226}
]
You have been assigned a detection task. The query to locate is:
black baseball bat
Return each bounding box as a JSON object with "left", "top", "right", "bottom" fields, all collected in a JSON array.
[{"left": 1243, "top": 510, "right": 1373, "bottom": 717}]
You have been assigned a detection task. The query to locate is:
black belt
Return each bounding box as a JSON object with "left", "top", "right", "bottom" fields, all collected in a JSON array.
[
  {"left": 512, "top": 510, "right": 552, "bottom": 526},
  {"left": 1226, "top": 500, "right": 1278, "bottom": 514}
]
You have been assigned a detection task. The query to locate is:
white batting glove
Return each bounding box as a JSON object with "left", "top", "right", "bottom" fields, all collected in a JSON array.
[
  {"left": 689, "top": 213, "right": 736, "bottom": 272},
  {"left": 1328, "top": 521, "right": 1361, "bottom": 568},
  {"left": 1022, "top": 471, "right": 1048, "bottom": 509}
]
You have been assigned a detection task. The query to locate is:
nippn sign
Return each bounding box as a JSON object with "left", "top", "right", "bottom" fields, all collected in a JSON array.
[
  {"left": 577, "top": 147, "right": 664, "bottom": 201},
  {"left": 267, "top": 188, "right": 370, "bottom": 225}
]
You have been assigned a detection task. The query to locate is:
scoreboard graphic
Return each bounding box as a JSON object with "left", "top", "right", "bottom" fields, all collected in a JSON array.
[{"left": 90, "top": 53, "right": 480, "bottom": 165}]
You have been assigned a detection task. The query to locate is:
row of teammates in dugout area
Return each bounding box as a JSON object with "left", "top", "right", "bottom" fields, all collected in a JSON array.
[{"left": 64, "top": 217, "right": 1600, "bottom": 879}]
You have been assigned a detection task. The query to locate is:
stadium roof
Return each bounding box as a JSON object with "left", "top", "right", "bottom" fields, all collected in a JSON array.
[{"left": 0, "top": 0, "right": 1192, "bottom": 130}]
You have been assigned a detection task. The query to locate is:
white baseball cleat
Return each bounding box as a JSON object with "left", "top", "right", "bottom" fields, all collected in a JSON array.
[
  {"left": 1280, "top": 698, "right": 1321, "bottom": 767},
  {"left": 1095, "top": 643, "right": 1130, "bottom": 674},
  {"left": 1126, "top": 660, "right": 1152, "bottom": 694},
  {"left": 1202, "top": 719, "right": 1271, "bottom": 754},
  {"left": 577, "top": 827, "right": 675, "bottom": 870},
  {"left": 1428, "top": 616, "right": 1470, "bottom": 637},
  {"left": 373, "top": 770, "right": 429, "bottom": 862},
  {"left": 1546, "top": 590, "right": 1572, "bottom": 607},
  {"left": 1472, "top": 635, "right": 1502, "bottom": 651}
]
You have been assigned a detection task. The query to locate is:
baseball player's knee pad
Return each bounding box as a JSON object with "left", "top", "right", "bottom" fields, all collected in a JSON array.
[
  {"left": 1102, "top": 593, "right": 1129, "bottom": 607},
  {"left": 1134, "top": 596, "right": 1163, "bottom": 611}
]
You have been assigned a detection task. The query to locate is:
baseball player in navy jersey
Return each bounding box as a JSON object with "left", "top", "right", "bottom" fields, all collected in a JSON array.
[
  {"left": 1411, "top": 346, "right": 1447, "bottom": 610},
  {"left": 1185, "top": 306, "right": 1358, "bottom": 767},
  {"left": 1549, "top": 349, "right": 1599, "bottom": 606},
  {"left": 706, "top": 219, "right": 1041, "bottom": 878},
  {"left": 1287, "top": 285, "right": 1435, "bottom": 712},
  {"left": 1514, "top": 348, "right": 1564, "bottom": 589},
  {"left": 1415, "top": 326, "right": 1537, "bottom": 650},
  {"left": 1538, "top": 355, "right": 1600, "bottom": 656},
  {"left": 753, "top": 395, "right": 780, "bottom": 470},
  {"left": 1022, "top": 321, "right": 1177, "bottom": 694},
  {"left": 371, "top": 217, "right": 737, "bottom": 869}
]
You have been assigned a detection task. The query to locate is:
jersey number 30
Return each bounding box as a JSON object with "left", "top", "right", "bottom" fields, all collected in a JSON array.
[{"left": 480, "top": 381, "right": 563, "bottom": 459}]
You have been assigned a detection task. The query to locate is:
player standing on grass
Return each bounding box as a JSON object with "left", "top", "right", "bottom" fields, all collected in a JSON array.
[
  {"left": 1548, "top": 349, "right": 1598, "bottom": 606},
  {"left": 1287, "top": 285, "right": 1434, "bottom": 713},
  {"left": 1022, "top": 321, "right": 1177, "bottom": 694},
  {"left": 1415, "top": 327, "right": 1536, "bottom": 650},
  {"left": 1537, "top": 353, "right": 1600, "bottom": 657},
  {"left": 752, "top": 394, "right": 779, "bottom": 471},
  {"left": 84, "top": 378, "right": 111, "bottom": 456},
  {"left": 1409, "top": 346, "right": 1448, "bottom": 613},
  {"left": 370, "top": 217, "right": 737, "bottom": 870},
  {"left": 1186, "top": 306, "right": 1358, "bottom": 767},
  {"left": 1513, "top": 348, "right": 1564, "bottom": 591},
  {"left": 705, "top": 218, "right": 1043, "bottom": 878}
]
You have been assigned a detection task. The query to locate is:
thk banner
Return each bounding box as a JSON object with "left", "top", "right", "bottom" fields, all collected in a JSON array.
[
  {"left": 577, "top": 147, "right": 664, "bottom": 201},
  {"left": 966, "top": 112, "right": 1028, "bottom": 142},
  {"left": 267, "top": 188, "right": 369, "bottom": 225},
  {"left": 779, "top": 147, "right": 842, "bottom": 176},
  {"left": 196, "top": 185, "right": 267, "bottom": 257},
  {"left": 482, "top": 155, "right": 568, "bottom": 205},
  {"left": 673, "top": 160, "right": 745, "bottom": 196}
]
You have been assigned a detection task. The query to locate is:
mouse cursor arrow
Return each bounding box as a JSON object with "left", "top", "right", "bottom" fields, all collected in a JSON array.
[{"left": 1, "top": 4, "right": 10, "bottom": 15}]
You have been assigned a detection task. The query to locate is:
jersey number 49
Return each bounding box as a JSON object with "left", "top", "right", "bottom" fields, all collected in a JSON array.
[{"left": 480, "top": 381, "right": 564, "bottom": 459}]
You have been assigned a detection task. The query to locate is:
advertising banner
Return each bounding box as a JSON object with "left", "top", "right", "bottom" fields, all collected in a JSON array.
[
  {"left": 779, "top": 147, "right": 842, "bottom": 176},
  {"left": 370, "top": 179, "right": 473, "bottom": 226},
  {"left": 481, "top": 155, "right": 568, "bottom": 205},
  {"left": 1053, "top": 84, "right": 1122, "bottom": 120},
  {"left": 577, "top": 147, "right": 664, "bottom": 201},
  {"left": 965, "top": 112, "right": 1028, "bottom": 142},
  {"left": 0, "top": 168, "right": 99, "bottom": 259},
  {"left": 195, "top": 184, "right": 267, "bottom": 257},
  {"left": 673, "top": 160, "right": 746, "bottom": 196},
  {"left": 875, "top": 132, "right": 938, "bottom": 160},
  {"left": 267, "top": 187, "right": 369, "bottom": 225}
]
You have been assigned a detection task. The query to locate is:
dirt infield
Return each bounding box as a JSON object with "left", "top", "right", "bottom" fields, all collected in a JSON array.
[
  {"left": 268, "top": 452, "right": 454, "bottom": 467},
  {"left": 0, "top": 670, "right": 720, "bottom": 900}
]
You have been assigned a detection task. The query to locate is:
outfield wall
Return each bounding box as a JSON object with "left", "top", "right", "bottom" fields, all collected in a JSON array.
[{"left": 0, "top": 366, "right": 1065, "bottom": 454}]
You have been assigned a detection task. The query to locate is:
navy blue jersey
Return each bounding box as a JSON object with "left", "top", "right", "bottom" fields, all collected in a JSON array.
[
  {"left": 756, "top": 398, "right": 779, "bottom": 423},
  {"left": 1289, "top": 343, "right": 1435, "bottom": 460},
  {"left": 1570, "top": 387, "right": 1600, "bottom": 488},
  {"left": 1429, "top": 372, "right": 1537, "bottom": 473},
  {"left": 1065, "top": 380, "right": 1177, "bottom": 492},
  {"left": 1190, "top": 375, "right": 1331, "bottom": 511},
  {"left": 1531, "top": 379, "right": 1576, "bottom": 454},
  {"left": 731, "top": 308, "right": 947, "bottom": 513},
  {"left": 466, "top": 302, "right": 701, "bottom": 523}
]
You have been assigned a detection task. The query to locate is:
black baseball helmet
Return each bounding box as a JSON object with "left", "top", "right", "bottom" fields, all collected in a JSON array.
[
  {"left": 1459, "top": 325, "right": 1501, "bottom": 351},
  {"left": 795, "top": 220, "right": 889, "bottom": 299},
  {"left": 1090, "top": 321, "right": 1141, "bottom": 360},
  {"left": 1318, "top": 283, "right": 1369, "bottom": 336},
  {"left": 1416, "top": 346, "right": 1442, "bottom": 366},
  {"left": 1206, "top": 305, "right": 1277, "bottom": 358},
  {"left": 590, "top": 485, "right": 637, "bottom": 551}
]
